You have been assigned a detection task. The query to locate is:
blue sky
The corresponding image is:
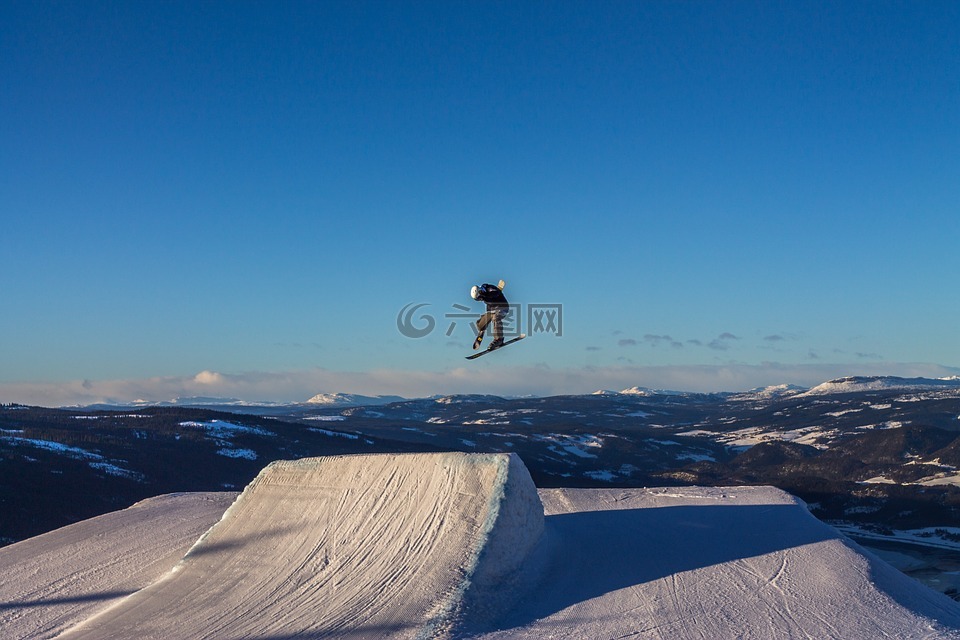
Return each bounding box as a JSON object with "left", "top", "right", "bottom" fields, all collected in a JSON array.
[{"left": 2, "top": 1, "right": 958, "bottom": 404}]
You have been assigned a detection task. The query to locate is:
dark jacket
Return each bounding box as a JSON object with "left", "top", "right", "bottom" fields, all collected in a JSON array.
[{"left": 476, "top": 283, "right": 509, "bottom": 311}]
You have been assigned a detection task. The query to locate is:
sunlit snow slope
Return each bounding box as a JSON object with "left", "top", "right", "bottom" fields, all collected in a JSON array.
[
  {"left": 2, "top": 453, "right": 959, "bottom": 639},
  {"left": 57, "top": 453, "right": 543, "bottom": 640},
  {"left": 0, "top": 492, "right": 237, "bottom": 639}
]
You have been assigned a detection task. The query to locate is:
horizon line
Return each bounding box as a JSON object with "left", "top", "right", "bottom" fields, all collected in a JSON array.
[{"left": 2, "top": 361, "right": 960, "bottom": 408}]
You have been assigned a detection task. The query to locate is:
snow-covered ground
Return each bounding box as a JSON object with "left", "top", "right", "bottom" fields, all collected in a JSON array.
[
  {"left": 2, "top": 453, "right": 959, "bottom": 639},
  {"left": 0, "top": 492, "right": 237, "bottom": 639},
  {"left": 178, "top": 419, "right": 273, "bottom": 459},
  {"left": 677, "top": 424, "right": 838, "bottom": 450}
]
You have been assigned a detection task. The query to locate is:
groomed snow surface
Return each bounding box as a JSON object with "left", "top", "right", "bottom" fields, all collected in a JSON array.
[{"left": 2, "top": 453, "right": 959, "bottom": 639}]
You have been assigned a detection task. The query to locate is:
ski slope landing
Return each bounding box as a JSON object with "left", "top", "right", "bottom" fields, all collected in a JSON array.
[
  {"left": 57, "top": 453, "right": 543, "bottom": 640},
  {"left": 477, "top": 487, "right": 960, "bottom": 639},
  {"left": 2, "top": 453, "right": 960, "bottom": 639}
]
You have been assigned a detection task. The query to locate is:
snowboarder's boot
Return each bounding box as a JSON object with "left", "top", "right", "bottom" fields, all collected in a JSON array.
[
  {"left": 489, "top": 338, "right": 505, "bottom": 350},
  {"left": 473, "top": 332, "right": 485, "bottom": 350}
]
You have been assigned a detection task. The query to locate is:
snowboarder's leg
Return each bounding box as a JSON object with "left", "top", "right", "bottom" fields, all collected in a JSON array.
[
  {"left": 490, "top": 310, "right": 505, "bottom": 349},
  {"left": 474, "top": 312, "right": 493, "bottom": 349}
]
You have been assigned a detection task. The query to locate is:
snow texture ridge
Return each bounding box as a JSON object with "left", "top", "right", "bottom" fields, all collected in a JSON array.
[
  {"left": 458, "top": 454, "right": 544, "bottom": 625},
  {"left": 55, "top": 452, "right": 543, "bottom": 640}
]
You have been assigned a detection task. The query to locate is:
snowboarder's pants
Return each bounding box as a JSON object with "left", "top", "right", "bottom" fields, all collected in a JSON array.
[{"left": 476, "top": 309, "right": 505, "bottom": 343}]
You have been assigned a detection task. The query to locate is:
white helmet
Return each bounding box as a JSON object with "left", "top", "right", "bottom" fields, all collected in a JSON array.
[{"left": 470, "top": 285, "right": 480, "bottom": 300}]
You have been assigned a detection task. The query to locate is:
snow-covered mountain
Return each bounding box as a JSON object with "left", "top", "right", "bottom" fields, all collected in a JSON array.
[
  {"left": 432, "top": 394, "right": 508, "bottom": 404},
  {"left": 801, "top": 376, "right": 960, "bottom": 397},
  {"left": 592, "top": 386, "right": 696, "bottom": 397},
  {"left": 305, "top": 392, "right": 406, "bottom": 407},
  {"left": 729, "top": 384, "right": 808, "bottom": 401},
  {"left": 620, "top": 385, "right": 692, "bottom": 396}
]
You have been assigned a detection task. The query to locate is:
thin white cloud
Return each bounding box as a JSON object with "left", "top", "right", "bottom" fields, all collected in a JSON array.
[{"left": 2, "top": 362, "right": 959, "bottom": 407}]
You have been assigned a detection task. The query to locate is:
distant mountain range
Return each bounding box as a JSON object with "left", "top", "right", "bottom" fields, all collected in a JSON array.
[{"left": 71, "top": 375, "right": 960, "bottom": 411}]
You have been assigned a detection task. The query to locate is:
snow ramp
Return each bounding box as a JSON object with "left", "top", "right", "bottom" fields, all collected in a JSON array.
[{"left": 57, "top": 452, "right": 543, "bottom": 640}]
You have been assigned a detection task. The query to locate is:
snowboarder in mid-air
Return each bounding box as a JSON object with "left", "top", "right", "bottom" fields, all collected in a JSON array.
[{"left": 470, "top": 281, "right": 509, "bottom": 350}]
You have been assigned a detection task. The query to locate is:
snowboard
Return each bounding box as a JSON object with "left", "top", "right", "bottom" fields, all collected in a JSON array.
[{"left": 465, "top": 334, "right": 526, "bottom": 360}]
